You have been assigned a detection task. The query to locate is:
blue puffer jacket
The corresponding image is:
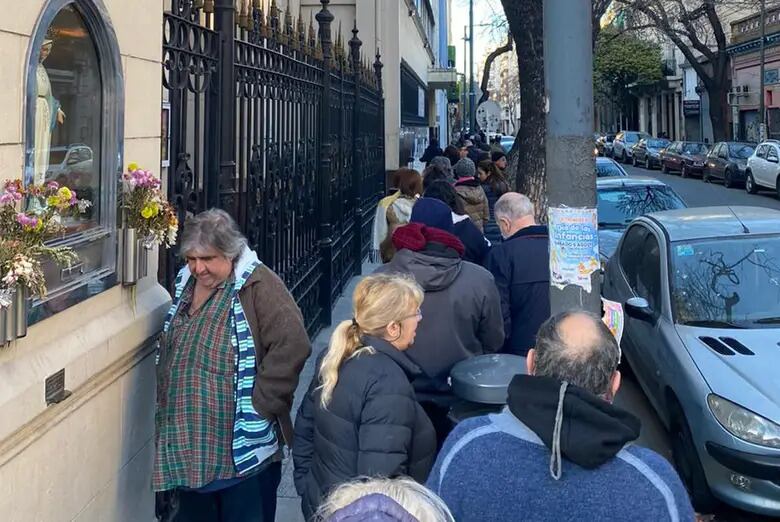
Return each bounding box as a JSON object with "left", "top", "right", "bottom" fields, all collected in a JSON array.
[{"left": 484, "top": 225, "right": 550, "bottom": 355}]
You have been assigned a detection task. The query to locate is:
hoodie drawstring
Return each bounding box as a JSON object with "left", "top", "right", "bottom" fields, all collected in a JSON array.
[{"left": 549, "top": 381, "right": 569, "bottom": 481}]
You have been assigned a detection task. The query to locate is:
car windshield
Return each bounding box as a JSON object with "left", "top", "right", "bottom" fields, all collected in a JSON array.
[
  {"left": 648, "top": 139, "right": 670, "bottom": 148},
  {"left": 729, "top": 144, "right": 755, "bottom": 159},
  {"left": 624, "top": 133, "right": 640, "bottom": 143},
  {"left": 597, "top": 185, "right": 686, "bottom": 227},
  {"left": 671, "top": 236, "right": 780, "bottom": 327},
  {"left": 682, "top": 143, "right": 707, "bottom": 154},
  {"left": 595, "top": 161, "right": 626, "bottom": 177}
]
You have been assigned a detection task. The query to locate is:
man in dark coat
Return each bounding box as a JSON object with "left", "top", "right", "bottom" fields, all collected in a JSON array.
[
  {"left": 485, "top": 192, "right": 551, "bottom": 356},
  {"left": 375, "top": 202, "right": 504, "bottom": 446},
  {"left": 419, "top": 137, "right": 444, "bottom": 167}
]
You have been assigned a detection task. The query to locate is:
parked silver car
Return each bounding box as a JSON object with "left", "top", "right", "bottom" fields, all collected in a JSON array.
[
  {"left": 596, "top": 176, "right": 685, "bottom": 262},
  {"left": 612, "top": 131, "right": 651, "bottom": 163},
  {"left": 603, "top": 206, "right": 780, "bottom": 516}
]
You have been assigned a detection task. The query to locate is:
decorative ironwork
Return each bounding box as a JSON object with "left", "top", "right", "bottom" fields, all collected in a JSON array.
[{"left": 162, "top": 0, "right": 385, "bottom": 337}]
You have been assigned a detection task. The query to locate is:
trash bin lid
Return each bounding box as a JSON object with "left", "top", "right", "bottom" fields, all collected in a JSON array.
[{"left": 449, "top": 354, "right": 526, "bottom": 405}]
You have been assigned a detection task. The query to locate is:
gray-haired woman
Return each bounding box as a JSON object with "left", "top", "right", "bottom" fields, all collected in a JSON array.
[{"left": 154, "top": 208, "right": 311, "bottom": 522}]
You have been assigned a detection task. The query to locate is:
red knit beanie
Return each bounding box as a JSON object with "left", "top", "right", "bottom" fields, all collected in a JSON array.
[{"left": 391, "top": 223, "right": 465, "bottom": 257}]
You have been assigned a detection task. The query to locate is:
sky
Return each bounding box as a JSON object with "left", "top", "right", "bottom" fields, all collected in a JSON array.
[{"left": 450, "top": 0, "right": 508, "bottom": 78}]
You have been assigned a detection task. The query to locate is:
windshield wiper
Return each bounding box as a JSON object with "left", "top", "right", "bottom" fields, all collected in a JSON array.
[
  {"left": 598, "top": 222, "right": 625, "bottom": 229},
  {"left": 752, "top": 316, "right": 780, "bottom": 325},
  {"left": 680, "top": 319, "right": 746, "bottom": 329}
]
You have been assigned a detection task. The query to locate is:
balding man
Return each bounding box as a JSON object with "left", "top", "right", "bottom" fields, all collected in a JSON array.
[
  {"left": 427, "top": 311, "right": 695, "bottom": 522},
  {"left": 484, "top": 193, "right": 551, "bottom": 355}
]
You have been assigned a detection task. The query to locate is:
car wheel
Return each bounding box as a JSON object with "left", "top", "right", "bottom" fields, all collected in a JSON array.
[
  {"left": 776, "top": 176, "right": 780, "bottom": 200},
  {"left": 661, "top": 162, "right": 668, "bottom": 174},
  {"left": 702, "top": 169, "right": 710, "bottom": 183},
  {"left": 723, "top": 169, "right": 733, "bottom": 189},
  {"left": 681, "top": 165, "right": 689, "bottom": 178},
  {"left": 632, "top": 155, "right": 637, "bottom": 167},
  {"left": 670, "top": 401, "right": 719, "bottom": 514},
  {"left": 746, "top": 171, "right": 758, "bottom": 194}
]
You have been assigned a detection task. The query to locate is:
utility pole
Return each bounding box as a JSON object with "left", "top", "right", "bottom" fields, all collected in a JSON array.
[
  {"left": 468, "top": 0, "right": 476, "bottom": 132},
  {"left": 463, "top": 25, "right": 469, "bottom": 134},
  {"left": 544, "top": 0, "right": 600, "bottom": 314},
  {"left": 760, "top": 0, "right": 767, "bottom": 142}
]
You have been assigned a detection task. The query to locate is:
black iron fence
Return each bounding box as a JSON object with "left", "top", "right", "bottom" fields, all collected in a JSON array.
[{"left": 161, "top": 0, "right": 386, "bottom": 336}]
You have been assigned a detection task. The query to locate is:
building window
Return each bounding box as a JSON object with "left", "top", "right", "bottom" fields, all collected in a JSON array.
[{"left": 24, "top": 0, "right": 123, "bottom": 323}]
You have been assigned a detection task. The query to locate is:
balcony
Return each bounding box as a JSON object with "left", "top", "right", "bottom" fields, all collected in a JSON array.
[
  {"left": 731, "top": 8, "right": 780, "bottom": 45},
  {"left": 428, "top": 67, "right": 459, "bottom": 90}
]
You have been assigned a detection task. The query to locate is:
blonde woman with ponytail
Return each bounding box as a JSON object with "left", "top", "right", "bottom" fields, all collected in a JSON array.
[{"left": 293, "top": 274, "right": 438, "bottom": 521}]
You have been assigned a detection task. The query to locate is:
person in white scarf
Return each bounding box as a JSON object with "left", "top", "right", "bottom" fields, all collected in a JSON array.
[{"left": 371, "top": 168, "right": 422, "bottom": 262}]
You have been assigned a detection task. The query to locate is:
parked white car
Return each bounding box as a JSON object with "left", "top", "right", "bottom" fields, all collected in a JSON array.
[
  {"left": 745, "top": 140, "right": 780, "bottom": 198},
  {"left": 613, "top": 131, "right": 651, "bottom": 163}
]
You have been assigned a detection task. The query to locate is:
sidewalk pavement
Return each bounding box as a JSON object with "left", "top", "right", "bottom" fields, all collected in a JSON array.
[{"left": 275, "top": 260, "right": 380, "bottom": 522}]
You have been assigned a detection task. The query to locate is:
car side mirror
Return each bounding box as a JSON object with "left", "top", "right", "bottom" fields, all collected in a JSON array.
[
  {"left": 625, "top": 297, "right": 655, "bottom": 323},
  {"left": 770, "top": 156, "right": 779, "bottom": 164}
]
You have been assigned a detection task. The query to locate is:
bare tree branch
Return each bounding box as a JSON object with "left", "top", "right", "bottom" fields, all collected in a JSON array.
[{"left": 478, "top": 36, "right": 514, "bottom": 105}]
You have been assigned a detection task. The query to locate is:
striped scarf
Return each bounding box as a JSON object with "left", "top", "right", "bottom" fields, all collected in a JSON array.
[{"left": 160, "top": 250, "right": 278, "bottom": 477}]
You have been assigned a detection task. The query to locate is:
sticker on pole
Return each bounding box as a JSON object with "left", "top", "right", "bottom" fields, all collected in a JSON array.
[
  {"left": 601, "top": 297, "right": 624, "bottom": 346},
  {"left": 548, "top": 207, "right": 600, "bottom": 293}
]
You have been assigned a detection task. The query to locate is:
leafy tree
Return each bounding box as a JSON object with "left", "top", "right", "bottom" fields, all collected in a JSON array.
[
  {"left": 611, "top": 0, "right": 767, "bottom": 141},
  {"left": 594, "top": 28, "right": 663, "bottom": 124}
]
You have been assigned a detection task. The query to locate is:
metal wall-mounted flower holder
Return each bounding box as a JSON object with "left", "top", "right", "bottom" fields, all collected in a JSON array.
[
  {"left": 120, "top": 228, "right": 149, "bottom": 286},
  {"left": 0, "top": 287, "right": 29, "bottom": 345}
]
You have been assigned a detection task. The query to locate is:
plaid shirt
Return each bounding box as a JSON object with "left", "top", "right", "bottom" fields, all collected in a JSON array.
[
  {"left": 154, "top": 252, "right": 278, "bottom": 492},
  {"left": 153, "top": 276, "right": 238, "bottom": 491}
]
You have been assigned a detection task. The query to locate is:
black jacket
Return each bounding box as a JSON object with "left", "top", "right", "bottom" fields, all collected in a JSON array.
[
  {"left": 453, "top": 216, "right": 491, "bottom": 265},
  {"left": 375, "top": 245, "right": 505, "bottom": 403},
  {"left": 420, "top": 145, "right": 444, "bottom": 165},
  {"left": 292, "top": 336, "right": 436, "bottom": 520},
  {"left": 485, "top": 225, "right": 551, "bottom": 355},
  {"left": 481, "top": 181, "right": 509, "bottom": 246}
]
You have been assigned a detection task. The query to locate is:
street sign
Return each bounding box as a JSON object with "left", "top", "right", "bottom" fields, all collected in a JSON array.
[
  {"left": 683, "top": 100, "right": 700, "bottom": 116},
  {"left": 476, "top": 100, "right": 502, "bottom": 132}
]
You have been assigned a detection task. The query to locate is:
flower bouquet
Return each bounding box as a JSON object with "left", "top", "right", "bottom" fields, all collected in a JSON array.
[
  {"left": 0, "top": 179, "right": 90, "bottom": 308},
  {"left": 121, "top": 163, "right": 178, "bottom": 249}
]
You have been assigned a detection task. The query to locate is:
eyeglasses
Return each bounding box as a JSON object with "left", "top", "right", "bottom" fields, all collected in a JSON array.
[{"left": 401, "top": 308, "right": 423, "bottom": 321}]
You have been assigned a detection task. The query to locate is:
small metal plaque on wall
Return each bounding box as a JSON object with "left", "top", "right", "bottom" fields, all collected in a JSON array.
[{"left": 45, "top": 368, "right": 71, "bottom": 405}]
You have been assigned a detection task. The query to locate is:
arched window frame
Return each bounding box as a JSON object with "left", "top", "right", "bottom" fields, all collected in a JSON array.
[{"left": 23, "top": 0, "right": 124, "bottom": 323}]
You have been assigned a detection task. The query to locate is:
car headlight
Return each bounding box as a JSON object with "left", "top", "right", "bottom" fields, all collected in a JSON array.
[{"left": 708, "top": 394, "right": 780, "bottom": 448}]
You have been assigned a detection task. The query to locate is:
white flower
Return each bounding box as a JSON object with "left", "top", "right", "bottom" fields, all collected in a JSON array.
[{"left": 0, "top": 288, "right": 13, "bottom": 308}]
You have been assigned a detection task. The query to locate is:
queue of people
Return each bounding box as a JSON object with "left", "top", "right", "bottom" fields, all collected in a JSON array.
[{"left": 152, "top": 151, "right": 695, "bottom": 521}]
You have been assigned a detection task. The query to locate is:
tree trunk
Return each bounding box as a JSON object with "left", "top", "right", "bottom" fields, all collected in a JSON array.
[
  {"left": 501, "top": 0, "right": 547, "bottom": 222},
  {"left": 478, "top": 38, "right": 513, "bottom": 106},
  {"left": 707, "top": 80, "right": 730, "bottom": 142}
]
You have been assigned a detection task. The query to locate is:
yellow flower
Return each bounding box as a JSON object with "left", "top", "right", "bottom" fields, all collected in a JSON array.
[
  {"left": 46, "top": 196, "right": 59, "bottom": 207},
  {"left": 127, "top": 162, "right": 139, "bottom": 172},
  {"left": 140, "top": 203, "right": 160, "bottom": 219},
  {"left": 57, "top": 187, "right": 72, "bottom": 202}
]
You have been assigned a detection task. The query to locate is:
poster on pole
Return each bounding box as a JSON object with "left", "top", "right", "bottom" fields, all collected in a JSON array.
[
  {"left": 548, "top": 206, "right": 600, "bottom": 293},
  {"left": 601, "top": 297, "right": 625, "bottom": 346}
]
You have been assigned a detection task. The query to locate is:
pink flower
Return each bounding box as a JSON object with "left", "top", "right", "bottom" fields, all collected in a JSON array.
[
  {"left": 15, "top": 213, "right": 39, "bottom": 228},
  {"left": 46, "top": 181, "right": 59, "bottom": 191}
]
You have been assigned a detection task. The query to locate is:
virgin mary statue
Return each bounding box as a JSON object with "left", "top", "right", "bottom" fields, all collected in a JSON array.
[{"left": 33, "top": 37, "right": 65, "bottom": 186}]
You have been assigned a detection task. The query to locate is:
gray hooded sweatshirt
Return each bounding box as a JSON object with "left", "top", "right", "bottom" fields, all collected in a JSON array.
[{"left": 375, "top": 246, "right": 505, "bottom": 402}]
